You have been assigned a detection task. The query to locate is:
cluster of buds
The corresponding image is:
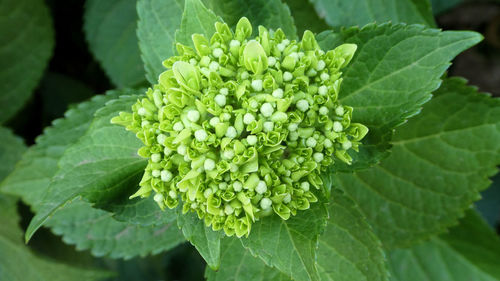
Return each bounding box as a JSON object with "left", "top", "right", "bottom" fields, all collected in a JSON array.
[{"left": 112, "top": 17, "right": 368, "bottom": 237}]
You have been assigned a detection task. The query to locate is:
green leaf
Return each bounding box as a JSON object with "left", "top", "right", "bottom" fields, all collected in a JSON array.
[
  {"left": 388, "top": 209, "right": 500, "bottom": 281},
  {"left": 46, "top": 199, "right": 184, "bottom": 259},
  {"left": 317, "top": 24, "right": 482, "bottom": 170},
  {"left": 430, "top": 0, "right": 463, "bottom": 14},
  {"left": 1, "top": 91, "right": 185, "bottom": 258},
  {"left": 0, "top": 195, "right": 112, "bottom": 281},
  {"left": 317, "top": 189, "right": 388, "bottom": 281},
  {"left": 283, "top": 0, "right": 329, "bottom": 35},
  {"left": 309, "top": 0, "right": 436, "bottom": 28},
  {"left": 0, "top": 0, "right": 54, "bottom": 123},
  {"left": 205, "top": 238, "right": 289, "bottom": 281},
  {"left": 240, "top": 200, "right": 328, "bottom": 281},
  {"left": 84, "top": 0, "right": 146, "bottom": 87},
  {"left": 106, "top": 195, "right": 176, "bottom": 226},
  {"left": 202, "top": 0, "right": 297, "bottom": 39},
  {"left": 334, "top": 77, "right": 500, "bottom": 248},
  {"left": 137, "top": 0, "right": 184, "bottom": 84},
  {"left": 26, "top": 93, "right": 147, "bottom": 241},
  {"left": 0, "top": 127, "right": 26, "bottom": 181},
  {"left": 177, "top": 210, "right": 222, "bottom": 270},
  {"left": 175, "top": 0, "right": 221, "bottom": 47}
]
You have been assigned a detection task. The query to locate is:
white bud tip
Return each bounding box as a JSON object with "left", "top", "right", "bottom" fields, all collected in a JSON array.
[
  {"left": 319, "top": 106, "right": 329, "bottom": 115},
  {"left": 283, "top": 193, "right": 292, "bottom": 204},
  {"left": 224, "top": 205, "right": 234, "bottom": 215},
  {"left": 209, "top": 117, "right": 220, "bottom": 127},
  {"left": 260, "top": 102, "right": 274, "bottom": 117},
  {"left": 296, "top": 99, "right": 309, "bottom": 112},
  {"left": 256, "top": 181, "right": 267, "bottom": 194},
  {"left": 209, "top": 61, "right": 219, "bottom": 71},
  {"left": 320, "top": 72, "right": 329, "bottom": 81},
  {"left": 246, "top": 135, "right": 258, "bottom": 145},
  {"left": 151, "top": 153, "right": 161, "bottom": 163},
  {"left": 152, "top": 170, "right": 161, "bottom": 177},
  {"left": 316, "top": 60, "right": 326, "bottom": 71},
  {"left": 243, "top": 113, "right": 255, "bottom": 124},
  {"left": 335, "top": 106, "right": 345, "bottom": 116},
  {"left": 194, "top": 129, "right": 208, "bottom": 141},
  {"left": 263, "top": 121, "right": 274, "bottom": 132},
  {"left": 306, "top": 137, "right": 317, "bottom": 148},
  {"left": 318, "top": 85, "right": 328, "bottom": 96},
  {"left": 173, "top": 121, "right": 184, "bottom": 131},
  {"left": 157, "top": 134, "right": 167, "bottom": 145},
  {"left": 313, "top": 152, "right": 324, "bottom": 162},
  {"left": 272, "top": 88, "right": 284, "bottom": 99},
  {"left": 219, "top": 88, "right": 229, "bottom": 95},
  {"left": 161, "top": 170, "right": 173, "bottom": 182},
  {"left": 233, "top": 181, "right": 243, "bottom": 192},
  {"left": 288, "top": 123, "right": 298, "bottom": 131},
  {"left": 283, "top": 72, "right": 293, "bottom": 81},
  {"left": 324, "top": 139, "right": 333, "bottom": 148},
  {"left": 187, "top": 110, "right": 200, "bottom": 123},
  {"left": 301, "top": 182, "right": 310, "bottom": 191},
  {"left": 212, "top": 48, "right": 223, "bottom": 58},
  {"left": 333, "top": 121, "right": 343, "bottom": 132},
  {"left": 154, "top": 193, "right": 164, "bottom": 203},
  {"left": 342, "top": 140, "right": 352, "bottom": 150},
  {"left": 225, "top": 126, "right": 237, "bottom": 138},
  {"left": 268, "top": 56, "right": 277, "bottom": 66},
  {"left": 177, "top": 144, "right": 187, "bottom": 155},
  {"left": 169, "top": 190, "right": 177, "bottom": 198},
  {"left": 138, "top": 107, "right": 147, "bottom": 116},
  {"left": 214, "top": 94, "right": 226, "bottom": 107},
  {"left": 260, "top": 198, "right": 272, "bottom": 209},
  {"left": 230, "top": 40, "right": 240, "bottom": 48},
  {"left": 251, "top": 79, "right": 263, "bottom": 92},
  {"left": 223, "top": 149, "right": 235, "bottom": 159},
  {"left": 204, "top": 159, "right": 216, "bottom": 171}
]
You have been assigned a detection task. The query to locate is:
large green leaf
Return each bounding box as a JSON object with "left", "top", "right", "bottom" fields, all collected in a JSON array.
[
  {"left": 240, "top": 201, "right": 328, "bottom": 281},
  {"left": 284, "top": 0, "right": 329, "bottom": 35},
  {"left": 0, "top": 195, "right": 111, "bottom": 281},
  {"left": 317, "top": 189, "right": 388, "bottom": 281},
  {"left": 317, "top": 24, "right": 482, "bottom": 170},
  {"left": 25, "top": 94, "right": 147, "bottom": 241},
  {"left": 309, "top": 0, "right": 436, "bottom": 28},
  {"left": 137, "top": 0, "right": 184, "bottom": 84},
  {"left": 177, "top": 211, "right": 222, "bottom": 270},
  {"left": 175, "top": 0, "right": 221, "bottom": 47},
  {"left": 0, "top": 127, "right": 26, "bottom": 180},
  {"left": 389, "top": 209, "right": 500, "bottom": 281},
  {"left": 202, "top": 0, "right": 297, "bottom": 39},
  {"left": 84, "top": 0, "right": 146, "bottom": 87},
  {"left": 334, "top": 77, "right": 500, "bottom": 248},
  {"left": 205, "top": 238, "right": 288, "bottom": 281},
  {"left": 0, "top": 0, "right": 54, "bottom": 123},
  {"left": 1, "top": 91, "right": 184, "bottom": 258}
]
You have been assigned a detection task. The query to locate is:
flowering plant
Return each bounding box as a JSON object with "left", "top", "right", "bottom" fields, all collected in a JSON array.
[{"left": 1, "top": 0, "right": 500, "bottom": 280}]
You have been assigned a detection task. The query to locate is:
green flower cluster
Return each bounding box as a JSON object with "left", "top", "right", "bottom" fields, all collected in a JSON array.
[{"left": 112, "top": 17, "right": 368, "bottom": 237}]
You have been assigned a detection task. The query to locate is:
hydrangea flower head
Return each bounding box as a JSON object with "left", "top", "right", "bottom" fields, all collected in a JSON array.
[{"left": 112, "top": 17, "right": 368, "bottom": 237}]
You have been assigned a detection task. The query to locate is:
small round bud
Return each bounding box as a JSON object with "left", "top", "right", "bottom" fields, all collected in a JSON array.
[
  {"left": 225, "top": 126, "right": 237, "bottom": 138},
  {"left": 243, "top": 113, "right": 255, "bottom": 124},
  {"left": 177, "top": 144, "right": 187, "bottom": 155},
  {"left": 268, "top": 56, "right": 277, "bottom": 66},
  {"left": 306, "top": 137, "right": 317, "bottom": 148},
  {"left": 219, "top": 182, "right": 228, "bottom": 190},
  {"left": 324, "top": 139, "right": 333, "bottom": 148},
  {"left": 219, "top": 88, "right": 229, "bottom": 95},
  {"left": 209, "top": 61, "right": 219, "bottom": 71},
  {"left": 272, "top": 88, "right": 284, "bottom": 99},
  {"left": 256, "top": 181, "right": 267, "bottom": 194},
  {"left": 313, "top": 152, "right": 324, "bottom": 162},
  {"left": 138, "top": 107, "right": 147, "bottom": 116},
  {"left": 230, "top": 40, "right": 240, "bottom": 48},
  {"left": 318, "top": 85, "right": 328, "bottom": 96},
  {"left": 277, "top": 43, "right": 285, "bottom": 52},
  {"left": 204, "top": 159, "right": 216, "bottom": 171},
  {"left": 319, "top": 106, "right": 329, "bottom": 115},
  {"left": 251, "top": 79, "right": 263, "bottom": 91},
  {"left": 233, "top": 181, "right": 243, "bottom": 192},
  {"left": 288, "top": 123, "right": 298, "bottom": 131},
  {"left": 249, "top": 100, "right": 259, "bottom": 109},
  {"left": 283, "top": 71, "right": 293, "bottom": 81},
  {"left": 246, "top": 135, "right": 257, "bottom": 145},
  {"left": 320, "top": 72, "right": 329, "bottom": 81},
  {"left": 223, "top": 149, "right": 235, "bottom": 159},
  {"left": 204, "top": 188, "right": 213, "bottom": 198},
  {"left": 224, "top": 205, "right": 234, "bottom": 215},
  {"left": 194, "top": 129, "right": 208, "bottom": 141},
  {"left": 342, "top": 140, "right": 352, "bottom": 150},
  {"left": 333, "top": 121, "right": 343, "bottom": 132},
  {"left": 316, "top": 60, "right": 326, "bottom": 71},
  {"left": 296, "top": 100, "right": 309, "bottom": 112},
  {"left": 212, "top": 47, "right": 223, "bottom": 58},
  {"left": 263, "top": 121, "right": 274, "bottom": 132},
  {"left": 260, "top": 103, "right": 274, "bottom": 117},
  {"left": 209, "top": 117, "right": 220, "bottom": 127},
  {"left": 260, "top": 198, "right": 272, "bottom": 209},
  {"left": 168, "top": 190, "right": 177, "bottom": 198},
  {"left": 335, "top": 106, "right": 345, "bottom": 116},
  {"left": 283, "top": 193, "right": 292, "bottom": 204},
  {"left": 301, "top": 182, "right": 310, "bottom": 191},
  {"left": 152, "top": 170, "right": 161, "bottom": 177},
  {"left": 161, "top": 170, "right": 173, "bottom": 182},
  {"left": 215, "top": 94, "right": 226, "bottom": 107},
  {"left": 154, "top": 193, "right": 164, "bottom": 203},
  {"left": 151, "top": 153, "right": 161, "bottom": 163},
  {"left": 157, "top": 134, "right": 167, "bottom": 145},
  {"left": 187, "top": 110, "right": 200, "bottom": 123},
  {"left": 173, "top": 122, "right": 184, "bottom": 131}
]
